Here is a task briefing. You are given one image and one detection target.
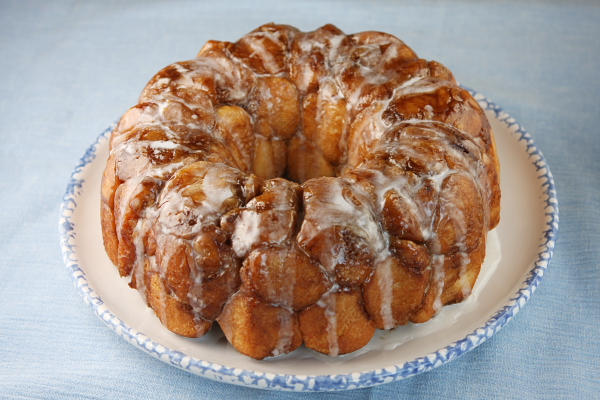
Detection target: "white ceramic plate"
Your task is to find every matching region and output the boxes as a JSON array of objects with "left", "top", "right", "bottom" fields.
[{"left": 59, "top": 91, "right": 558, "bottom": 391}]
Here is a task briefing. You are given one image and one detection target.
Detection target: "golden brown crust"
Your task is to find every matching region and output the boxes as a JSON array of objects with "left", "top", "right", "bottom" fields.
[
  {"left": 298, "top": 287, "right": 375, "bottom": 356},
  {"left": 218, "top": 291, "right": 303, "bottom": 360},
  {"left": 247, "top": 76, "right": 300, "bottom": 140},
  {"left": 240, "top": 244, "right": 330, "bottom": 311},
  {"left": 286, "top": 136, "right": 336, "bottom": 183},
  {"left": 301, "top": 80, "right": 349, "bottom": 165},
  {"left": 215, "top": 105, "right": 255, "bottom": 173},
  {"left": 363, "top": 250, "right": 430, "bottom": 329}
]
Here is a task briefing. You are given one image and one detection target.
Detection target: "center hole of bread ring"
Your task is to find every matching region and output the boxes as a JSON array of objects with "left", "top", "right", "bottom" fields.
[{"left": 219, "top": 75, "right": 345, "bottom": 184}]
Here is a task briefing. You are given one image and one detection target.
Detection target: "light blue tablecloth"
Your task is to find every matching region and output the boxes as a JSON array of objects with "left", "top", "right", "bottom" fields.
[{"left": 1, "top": 0, "right": 599, "bottom": 398}]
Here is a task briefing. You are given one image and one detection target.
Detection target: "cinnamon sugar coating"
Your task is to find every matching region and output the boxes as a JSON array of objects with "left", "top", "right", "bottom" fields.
[{"left": 100, "top": 23, "right": 500, "bottom": 359}]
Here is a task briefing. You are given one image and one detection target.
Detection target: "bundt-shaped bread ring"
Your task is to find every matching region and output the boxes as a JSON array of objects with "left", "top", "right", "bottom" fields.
[{"left": 101, "top": 23, "right": 500, "bottom": 359}]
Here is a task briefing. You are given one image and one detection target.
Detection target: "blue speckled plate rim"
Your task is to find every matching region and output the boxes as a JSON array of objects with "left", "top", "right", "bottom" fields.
[{"left": 58, "top": 90, "right": 559, "bottom": 392}]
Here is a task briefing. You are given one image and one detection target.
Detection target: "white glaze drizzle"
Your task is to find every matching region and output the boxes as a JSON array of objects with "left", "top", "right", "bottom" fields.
[
  {"left": 230, "top": 210, "right": 262, "bottom": 257},
  {"left": 132, "top": 217, "right": 148, "bottom": 303},
  {"left": 431, "top": 254, "right": 446, "bottom": 313},
  {"left": 272, "top": 308, "right": 295, "bottom": 357},
  {"left": 376, "top": 257, "right": 395, "bottom": 330},
  {"left": 316, "top": 289, "right": 340, "bottom": 357}
]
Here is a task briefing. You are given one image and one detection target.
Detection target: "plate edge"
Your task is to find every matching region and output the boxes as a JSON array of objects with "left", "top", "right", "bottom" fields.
[{"left": 58, "top": 92, "right": 559, "bottom": 392}]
